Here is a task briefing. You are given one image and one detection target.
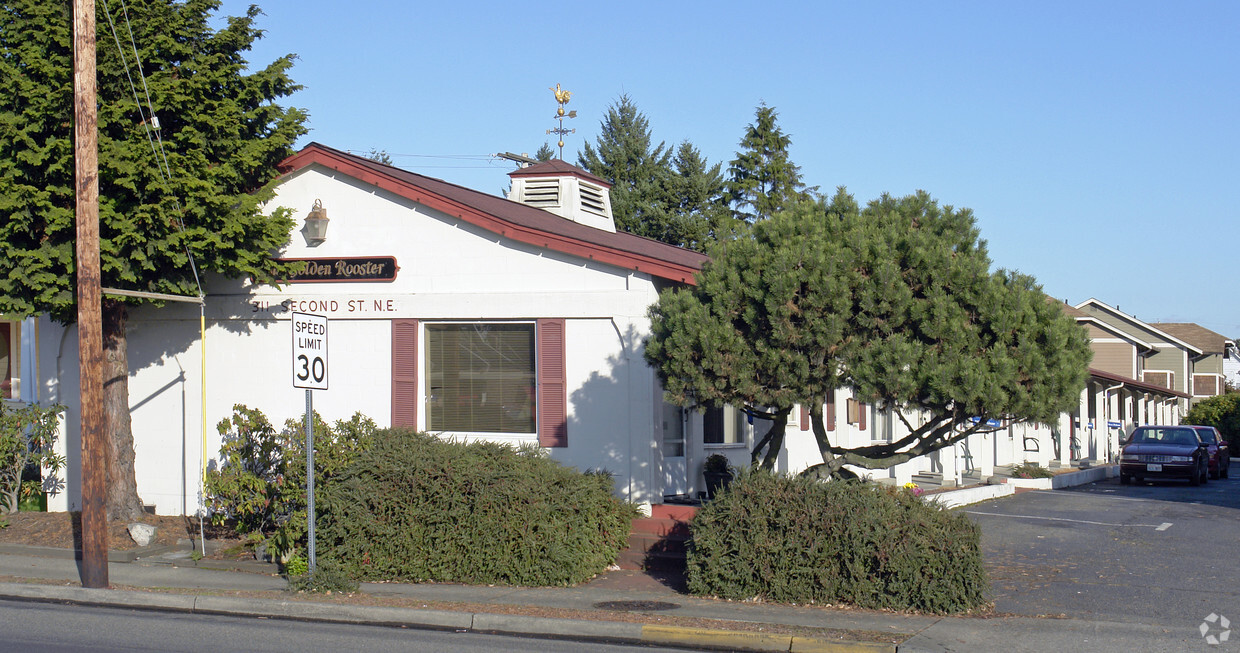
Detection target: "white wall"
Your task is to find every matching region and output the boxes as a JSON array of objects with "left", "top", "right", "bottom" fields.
[{"left": 37, "top": 165, "right": 672, "bottom": 514}]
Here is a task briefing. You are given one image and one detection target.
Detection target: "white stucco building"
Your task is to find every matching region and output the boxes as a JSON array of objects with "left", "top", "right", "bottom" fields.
[
  {"left": 34, "top": 144, "right": 706, "bottom": 514},
  {"left": 16, "top": 144, "right": 1194, "bottom": 516}
]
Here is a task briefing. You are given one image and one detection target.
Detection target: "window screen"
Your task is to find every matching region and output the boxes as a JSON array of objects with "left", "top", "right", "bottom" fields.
[{"left": 425, "top": 323, "right": 536, "bottom": 433}]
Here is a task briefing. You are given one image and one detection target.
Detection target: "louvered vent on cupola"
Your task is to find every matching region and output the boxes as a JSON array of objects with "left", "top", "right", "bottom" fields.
[{"left": 507, "top": 160, "right": 616, "bottom": 232}]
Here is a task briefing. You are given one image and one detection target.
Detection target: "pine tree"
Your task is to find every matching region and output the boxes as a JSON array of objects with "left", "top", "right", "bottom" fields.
[
  {"left": 534, "top": 142, "right": 555, "bottom": 162},
  {"left": 0, "top": 0, "right": 306, "bottom": 518},
  {"left": 647, "top": 190, "right": 1091, "bottom": 475},
  {"left": 726, "top": 104, "right": 814, "bottom": 224}
]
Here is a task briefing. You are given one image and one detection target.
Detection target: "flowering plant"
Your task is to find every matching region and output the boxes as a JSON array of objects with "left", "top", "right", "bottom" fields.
[{"left": 903, "top": 482, "right": 924, "bottom": 497}]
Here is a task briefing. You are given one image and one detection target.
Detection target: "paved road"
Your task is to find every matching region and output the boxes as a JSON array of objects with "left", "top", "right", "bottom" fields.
[
  {"left": 967, "top": 471, "right": 1239, "bottom": 637},
  {"left": 0, "top": 598, "right": 699, "bottom": 653}
]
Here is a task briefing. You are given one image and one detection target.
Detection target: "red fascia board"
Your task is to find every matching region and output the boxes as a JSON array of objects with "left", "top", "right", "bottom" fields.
[{"left": 278, "top": 147, "right": 700, "bottom": 285}]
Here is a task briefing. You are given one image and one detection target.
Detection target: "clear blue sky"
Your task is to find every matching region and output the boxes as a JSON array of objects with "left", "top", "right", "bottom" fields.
[{"left": 215, "top": 1, "right": 1238, "bottom": 337}]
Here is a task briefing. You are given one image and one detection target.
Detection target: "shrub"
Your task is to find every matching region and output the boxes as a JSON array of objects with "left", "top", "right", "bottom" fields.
[
  {"left": 1012, "top": 462, "right": 1055, "bottom": 479},
  {"left": 1185, "top": 393, "right": 1240, "bottom": 453},
  {"left": 686, "top": 469, "right": 988, "bottom": 614},
  {"left": 204, "top": 405, "right": 378, "bottom": 557},
  {"left": 316, "top": 429, "right": 635, "bottom": 586},
  {"left": 0, "top": 403, "right": 64, "bottom": 515},
  {"left": 286, "top": 558, "right": 359, "bottom": 594}
]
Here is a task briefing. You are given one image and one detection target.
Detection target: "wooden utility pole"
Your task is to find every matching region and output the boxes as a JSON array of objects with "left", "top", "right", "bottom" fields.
[{"left": 74, "top": 0, "right": 108, "bottom": 589}]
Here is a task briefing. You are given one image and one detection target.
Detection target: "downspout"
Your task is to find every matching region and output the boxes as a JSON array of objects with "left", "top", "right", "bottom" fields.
[{"left": 609, "top": 317, "right": 634, "bottom": 505}]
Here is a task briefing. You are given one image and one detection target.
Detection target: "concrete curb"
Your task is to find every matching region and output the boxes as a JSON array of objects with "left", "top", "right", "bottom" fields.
[
  {"left": 931, "top": 483, "right": 1015, "bottom": 508},
  {"left": 0, "top": 581, "right": 894, "bottom": 652},
  {"left": 0, "top": 542, "right": 183, "bottom": 563},
  {"left": 641, "top": 625, "right": 897, "bottom": 652},
  {"left": 1005, "top": 464, "right": 1117, "bottom": 490}
]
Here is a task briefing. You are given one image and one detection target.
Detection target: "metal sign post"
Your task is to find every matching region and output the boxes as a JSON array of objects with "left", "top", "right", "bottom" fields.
[{"left": 292, "top": 312, "right": 328, "bottom": 575}]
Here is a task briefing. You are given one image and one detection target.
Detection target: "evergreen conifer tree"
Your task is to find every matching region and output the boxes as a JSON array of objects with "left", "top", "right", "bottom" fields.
[
  {"left": 579, "top": 96, "right": 726, "bottom": 252},
  {"left": 647, "top": 190, "right": 1091, "bottom": 475},
  {"left": 726, "top": 104, "right": 813, "bottom": 224},
  {"left": 0, "top": 0, "right": 306, "bottom": 518},
  {"left": 578, "top": 95, "right": 674, "bottom": 239}
]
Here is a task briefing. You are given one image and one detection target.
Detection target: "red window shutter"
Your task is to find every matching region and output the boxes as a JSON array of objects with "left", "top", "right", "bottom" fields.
[
  {"left": 858, "top": 403, "right": 867, "bottom": 431},
  {"left": 799, "top": 405, "right": 809, "bottom": 431},
  {"left": 391, "top": 319, "right": 419, "bottom": 428},
  {"left": 826, "top": 393, "right": 836, "bottom": 432},
  {"left": 537, "top": 318, "right": 567, "bottom": 447}
]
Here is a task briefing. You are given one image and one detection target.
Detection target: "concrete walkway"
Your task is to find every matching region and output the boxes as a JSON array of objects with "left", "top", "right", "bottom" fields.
[{"left": 0, "top": 465, "right": 1208, "bottom": 652}]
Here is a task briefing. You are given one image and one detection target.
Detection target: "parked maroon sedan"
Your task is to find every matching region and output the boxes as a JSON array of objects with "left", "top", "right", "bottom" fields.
[
  {"left": 1119, "top": 426, "right": 1209, "bottom": 486},
  {"left": 1189, "top": 425, "right": 1231, "bottom": 479}
]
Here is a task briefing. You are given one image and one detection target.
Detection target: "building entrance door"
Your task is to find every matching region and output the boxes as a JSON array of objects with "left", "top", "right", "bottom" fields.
[{"left": 662, "top": 403, "right": 687, "bottom": 497}]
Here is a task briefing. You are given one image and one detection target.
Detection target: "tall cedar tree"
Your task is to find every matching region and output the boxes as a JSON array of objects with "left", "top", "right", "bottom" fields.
[
  {"left": 0, "top": 1, "right": 307, "bottom": 518},
  {"left": 646, "top": 190, "right": 1092, "bottom": 475},
  {"left": 726, "top": 105, "right": 813, "bottom": 224},
  {"left": 578, "top": 96, "right": 726, "bottom": 252}
]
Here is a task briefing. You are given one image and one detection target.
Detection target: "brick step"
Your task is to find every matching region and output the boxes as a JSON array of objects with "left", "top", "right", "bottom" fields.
[
  {"left": 616, "top": 548, "right": 687, "bottom": 572},
  {"left": 627, "top": 532, "right": 688, "bottom": 554},
  {"left": 651, "top": 503, "right": 699, "bottom": 521},
  {"left": 616, "top": 508, "right": 695, "bottom": 572},
  {"left": 629, "top": 517, "right": 691, "bottom": 537}
]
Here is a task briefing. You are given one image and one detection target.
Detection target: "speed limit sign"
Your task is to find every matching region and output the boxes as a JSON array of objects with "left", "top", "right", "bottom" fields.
[{"left": 291, "top": 312, "right": 328, "bottom": 390}]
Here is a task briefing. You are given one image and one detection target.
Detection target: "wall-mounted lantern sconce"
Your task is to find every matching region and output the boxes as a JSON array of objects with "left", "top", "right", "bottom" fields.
[{"left": 301, "top": 199, "right": 329, "bottom": 247}]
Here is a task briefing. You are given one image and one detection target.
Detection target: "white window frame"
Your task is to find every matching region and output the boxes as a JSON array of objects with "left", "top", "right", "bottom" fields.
[{"left": 423, "top": 321, "right": 538, "bottom": 437}]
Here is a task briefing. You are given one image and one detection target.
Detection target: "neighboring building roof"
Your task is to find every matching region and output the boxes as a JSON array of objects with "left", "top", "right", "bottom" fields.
[
  {"left": 1073, "top": 298, "right": 1203, "bottom": 356},
  {"left": 1149, "top": 323, "right": 1234, "bottom": 356},
  {"left": 1089, "top": 368, "right": 1191, "bottom": 399},
  {"left": 1048, "top": 297, "right": 1154, "bottom": 350},
  {"left": 1055, "top": 299, "right": 1091, "bottom": 319},
  {"left": 277, "top": 143, "right": 707, "bottom": 284}
]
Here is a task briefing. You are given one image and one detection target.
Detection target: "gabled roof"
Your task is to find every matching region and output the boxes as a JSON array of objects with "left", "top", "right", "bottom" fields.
[
  {"left": 277, "top": 143, "right": 706, "bottom": 284},
  {"left": 1073, "top": 298, "right": 1202, "bottom": 356},
  {"left": 1048, "top": 298, "right": 1154, "bottom": 351},
  {"left": 1150, "top": 323, "right": 1234, "bottom": 355}
]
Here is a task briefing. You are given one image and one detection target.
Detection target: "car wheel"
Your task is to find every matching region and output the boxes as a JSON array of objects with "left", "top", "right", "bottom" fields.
[
  {"left": 1190, "top": 464, "right": 1201, "bottom": 486},
  {"left": 1120, "top": 473, "right": 1131, "bottom": 485},
  {"left": 1135, "top": 476, "right": 1144, "bottom": 484},
  {"left": 1202, "top": 461, "right": 1210, "bottom": 484}
]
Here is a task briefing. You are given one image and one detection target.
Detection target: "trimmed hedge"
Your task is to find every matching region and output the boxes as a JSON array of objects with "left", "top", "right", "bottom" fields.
[
  {"left": 687, "top": 469, "right": 988, "bottom": 614},
  {"left": 317, "top": 429, "right": 635, "bottom": 586}
]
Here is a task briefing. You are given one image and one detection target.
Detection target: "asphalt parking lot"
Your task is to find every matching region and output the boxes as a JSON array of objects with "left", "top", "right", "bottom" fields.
[{"left": 967, "top": 466, "right": 1239, "bottom": 633}]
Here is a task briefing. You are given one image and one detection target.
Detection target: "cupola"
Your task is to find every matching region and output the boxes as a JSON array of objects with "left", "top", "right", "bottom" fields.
[{"left": 507, "top": 160, "right": 616, "bottom": 233}]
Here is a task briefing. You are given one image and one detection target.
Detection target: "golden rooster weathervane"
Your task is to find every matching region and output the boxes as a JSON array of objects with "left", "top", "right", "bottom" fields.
[{"left": 547, "top": 83, "right": 577, "bottom": 159}]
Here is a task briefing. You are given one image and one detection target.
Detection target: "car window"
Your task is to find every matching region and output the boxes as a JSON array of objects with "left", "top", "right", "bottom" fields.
[
  {"left": 1192, "top": 428, "right": 1216, "bottom": 444},
  {"left": 1129, "top": 428, "right": 1199, "bottom": 445},
  {"left": 1171, "top": 430, "right": 1200, "bottom": 446}
]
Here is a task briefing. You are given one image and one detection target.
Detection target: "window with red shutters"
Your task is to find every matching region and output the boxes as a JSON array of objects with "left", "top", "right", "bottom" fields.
[{"left": 392, "top": 318, "right": 566, "bottom": 444}]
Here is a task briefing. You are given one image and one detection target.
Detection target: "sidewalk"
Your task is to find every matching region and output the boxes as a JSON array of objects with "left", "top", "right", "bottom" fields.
[{"left": 0, "top": 466, "right": 1204, "bottom": 652}]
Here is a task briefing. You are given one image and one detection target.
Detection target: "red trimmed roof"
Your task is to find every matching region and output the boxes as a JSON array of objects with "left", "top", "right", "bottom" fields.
[{"left": 277, "top": 144, "right": 705, "bottom": 284}]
